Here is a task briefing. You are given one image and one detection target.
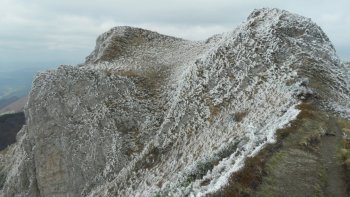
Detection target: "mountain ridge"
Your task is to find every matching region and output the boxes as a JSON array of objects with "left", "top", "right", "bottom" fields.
[{"left": 1, "top": 8, "right": 349, "bottom": 196}]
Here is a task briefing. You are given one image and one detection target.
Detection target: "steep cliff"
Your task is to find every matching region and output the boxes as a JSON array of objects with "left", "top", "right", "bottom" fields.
[{"left": 1, "top": 8, "right": 349, "bottom": 196}]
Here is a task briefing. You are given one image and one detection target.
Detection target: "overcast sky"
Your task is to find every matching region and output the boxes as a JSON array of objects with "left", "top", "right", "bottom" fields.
[{"left": 1, "top": 0, "right": 350, "bottom": 71}]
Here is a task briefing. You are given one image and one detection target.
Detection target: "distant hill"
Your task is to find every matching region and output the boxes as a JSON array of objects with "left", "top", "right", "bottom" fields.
[
  {"left": 0, "top": 68, "right": 37, "bottom": 100},
  {"left": 0, "top": 112, "right": 25, "bottom": 151},
  {"left": 0, "top": 96, "right": 28, "bottom": 115},
  {"left": 0, "top": 96, "right": 19, "bottom": 109}
]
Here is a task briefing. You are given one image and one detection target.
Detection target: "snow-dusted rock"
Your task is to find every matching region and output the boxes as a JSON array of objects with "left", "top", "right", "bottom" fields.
[{"left": 1, "top": 8, "right": 349, "bottom": 196}]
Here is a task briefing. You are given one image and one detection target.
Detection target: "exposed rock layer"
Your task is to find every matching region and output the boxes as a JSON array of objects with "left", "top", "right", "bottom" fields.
[{"left": 1, "top": 8, "right": 350, "bottom": 196}]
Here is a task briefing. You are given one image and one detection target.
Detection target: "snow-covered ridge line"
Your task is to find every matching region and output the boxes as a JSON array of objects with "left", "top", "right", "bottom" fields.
[
  {"left": 194, "top": 104, "right": 300, "bottom": 196},
  {"left": 1, "top": 8, "right": 349, "bottom": 197}
]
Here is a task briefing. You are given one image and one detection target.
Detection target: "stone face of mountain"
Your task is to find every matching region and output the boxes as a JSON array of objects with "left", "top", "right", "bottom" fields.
[{"left": 1, "top": 8, "right": 350, "bottom": 196}]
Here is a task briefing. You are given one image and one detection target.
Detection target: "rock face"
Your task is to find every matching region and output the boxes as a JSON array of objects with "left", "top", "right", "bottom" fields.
[{"left": 1, "top": 8, "right": 350, "bottom": 196}]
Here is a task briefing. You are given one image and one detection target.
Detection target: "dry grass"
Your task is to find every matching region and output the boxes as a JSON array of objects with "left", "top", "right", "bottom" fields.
[
  {"left": 208, "top": 104, "right": 221, "bottom": 123},
  {"left": 337, "top": 118, "right": 350, "bottom": 193},
  {"left": 105, "top": 69, "right": 140, "bottom": 78},
  {"left": 210, "top": 102, "right": 332, "bottom": 196},
  {"left": 234, "top": 111, "right": 248, "bottom": 122},
  {"left": 213, "top": 141, "right": 283, "bottom": 197},
  {"left": 105, "top": 68, "right": 166, "bottom": 99}
]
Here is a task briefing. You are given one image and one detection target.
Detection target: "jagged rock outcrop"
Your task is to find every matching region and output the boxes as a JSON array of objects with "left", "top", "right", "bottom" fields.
[{"left": 1, "top": 8, "right": 349, "bottom": 196}]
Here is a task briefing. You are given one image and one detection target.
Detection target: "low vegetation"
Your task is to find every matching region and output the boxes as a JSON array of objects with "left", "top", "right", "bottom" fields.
[
  {"left": 0, "top": 112, "right": 25, "bottom": 151},
  {"left": 0, "top": 170, "right": 5, "bottom": 190},
  {"left": 212, "top": 102, "right": 350, "bottom": 196},
  {"left": 0, "top": 148, "right": 9, "bottom": 190},
  {"left": 337, "top": 119, "right": 350, "bottom": 193}
]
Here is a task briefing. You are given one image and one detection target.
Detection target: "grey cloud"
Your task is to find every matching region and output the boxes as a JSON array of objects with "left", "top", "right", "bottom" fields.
[{"left": 0, "top": 0, "right": 349, "bottom": 71}]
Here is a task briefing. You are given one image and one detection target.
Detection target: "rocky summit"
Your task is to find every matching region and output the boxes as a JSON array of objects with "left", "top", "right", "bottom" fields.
[{"left": 1, "top": 8, "right": 350, "bottom": 196}]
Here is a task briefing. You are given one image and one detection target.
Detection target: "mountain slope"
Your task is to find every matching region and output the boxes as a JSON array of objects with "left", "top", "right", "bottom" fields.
[
  {"left": 0, "top": 112, "right": 25, "bottom": 151},
  {"left": 0, "top": 96, "right": 28, "bottom": 115},
  {"left": 1, "top": 8, "right": 350, "bottom": 196}
]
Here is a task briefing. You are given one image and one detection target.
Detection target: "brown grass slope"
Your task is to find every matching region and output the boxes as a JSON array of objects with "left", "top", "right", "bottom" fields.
[{"left": 210, "top": 101, "right": 350, "bottom": 197}]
